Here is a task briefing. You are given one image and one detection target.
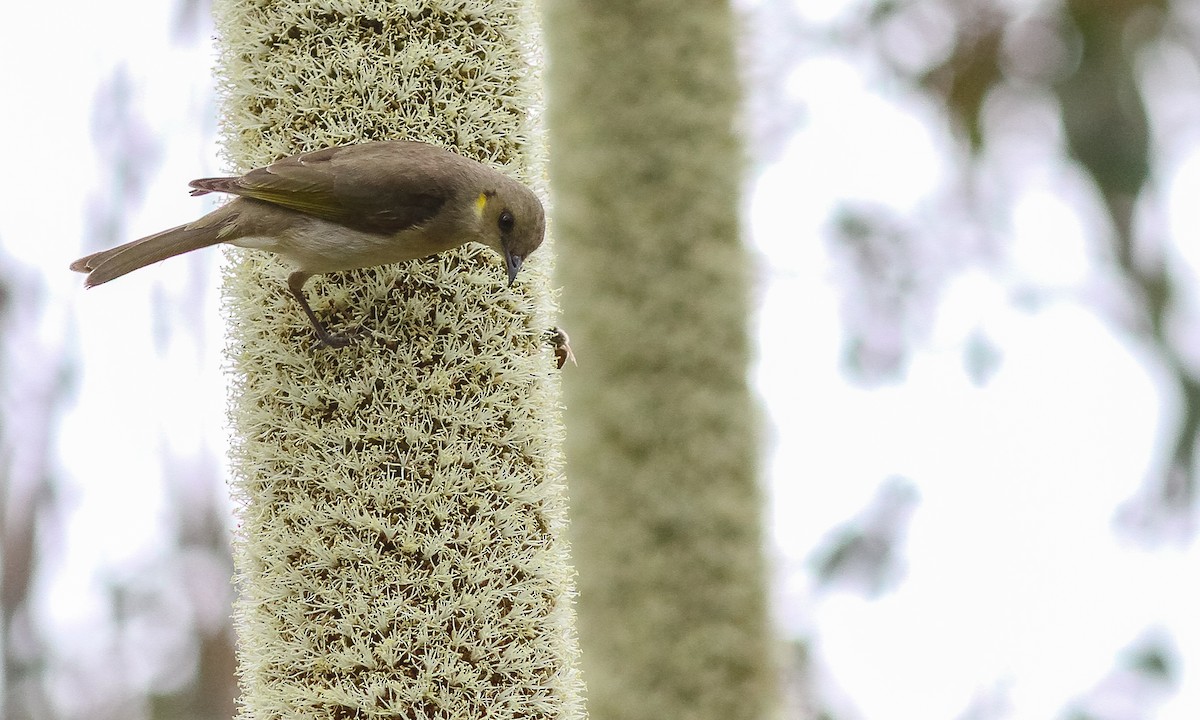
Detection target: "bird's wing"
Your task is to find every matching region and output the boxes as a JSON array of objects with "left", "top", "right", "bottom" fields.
[{"left": 188, "top": 143, "right": 452, "bottom": 235}]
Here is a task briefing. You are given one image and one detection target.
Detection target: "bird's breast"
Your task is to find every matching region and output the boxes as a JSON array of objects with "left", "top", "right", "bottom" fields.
[{"left": 229, "top": 217, "right": 468, "bottom": 275}]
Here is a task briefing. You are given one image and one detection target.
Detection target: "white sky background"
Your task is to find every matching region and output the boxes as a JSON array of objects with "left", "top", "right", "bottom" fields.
[
  {"left": 0, "top": 0, "right": 229, "bottom": 705},
  {"left": 0, "top": 0, "right": 1198, "bottom": 718},
  {"left": 749, "top": 1, "right": 1200, "bottom": 719}
]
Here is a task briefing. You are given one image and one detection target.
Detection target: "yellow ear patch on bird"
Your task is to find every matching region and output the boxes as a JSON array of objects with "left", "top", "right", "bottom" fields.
[{"left": 475, "top": 192, "right": 489, "bottom": 217}]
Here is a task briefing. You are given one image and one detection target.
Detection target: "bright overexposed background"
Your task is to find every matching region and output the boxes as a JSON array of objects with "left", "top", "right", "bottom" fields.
[{"left": 1, "top": 0, "right": 1197, "bottom": 718}]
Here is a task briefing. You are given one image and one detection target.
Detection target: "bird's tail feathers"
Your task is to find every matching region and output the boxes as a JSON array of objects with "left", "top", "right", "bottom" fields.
[
  {"left": 70, "top": 220, "right": 229, "bottom": 287},
  {"left": 188, "top": 177, "right": 239, "bottom": 196}
]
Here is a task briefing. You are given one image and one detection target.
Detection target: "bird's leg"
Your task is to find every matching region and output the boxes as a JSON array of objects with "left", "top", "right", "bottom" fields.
[{"left": 287, "top": 271, "right": 355, "bottom": 348}]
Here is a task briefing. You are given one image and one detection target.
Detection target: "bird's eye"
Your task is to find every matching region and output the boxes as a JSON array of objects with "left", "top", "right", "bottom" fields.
[{"left": 498, "top": 210, "right": 515, "bottom": 234}]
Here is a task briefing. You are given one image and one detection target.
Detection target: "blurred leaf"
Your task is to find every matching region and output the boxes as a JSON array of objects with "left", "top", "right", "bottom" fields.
[
  {"left": 827, "top": 204, "right": 923, "bottom": 383},
  {"left": 1060, "top": 628, "right": 1178, "bottom": 720},
  {"left": 916, "top": 1, "right": 1006, "bottom": 151},
  {"left": 84, "top": 65, "right": 163, "bottom": 255},
  {"left": 809, "top": 477, "right": 920, "bottom": 597}
]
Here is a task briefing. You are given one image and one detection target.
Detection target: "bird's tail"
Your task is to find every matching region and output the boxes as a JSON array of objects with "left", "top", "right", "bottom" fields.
[{"left": 70, "top": 216, "right": 231, "bottom": 287}]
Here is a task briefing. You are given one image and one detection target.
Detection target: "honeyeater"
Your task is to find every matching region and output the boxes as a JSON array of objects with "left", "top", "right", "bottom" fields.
[{"left": 71, "top": 140, "right": 545, "bottom": 347}]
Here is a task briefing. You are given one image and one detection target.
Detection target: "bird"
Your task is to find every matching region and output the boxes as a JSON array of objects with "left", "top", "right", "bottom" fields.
[{"left": 71, "top": 140, "right": 546, "bottom": 347}]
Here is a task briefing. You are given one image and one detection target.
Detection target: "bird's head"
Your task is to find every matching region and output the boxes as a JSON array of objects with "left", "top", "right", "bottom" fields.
[{"left": 475, "top": 178, "right": 545, "bottom": 286}]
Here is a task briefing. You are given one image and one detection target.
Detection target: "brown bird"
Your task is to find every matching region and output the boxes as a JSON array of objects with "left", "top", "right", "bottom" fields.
[{"left": 71, "top": 140, "right": 546, "bottom": 346}]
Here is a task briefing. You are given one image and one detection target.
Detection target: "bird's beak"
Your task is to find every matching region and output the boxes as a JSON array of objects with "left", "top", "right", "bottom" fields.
[{"left": 505, "top": 251, "right": 524, "bottom": 287}]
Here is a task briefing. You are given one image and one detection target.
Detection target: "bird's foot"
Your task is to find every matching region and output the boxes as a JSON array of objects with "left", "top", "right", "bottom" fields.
[{"left": 312, "top": 323, "right": 373, "bottom": 350}]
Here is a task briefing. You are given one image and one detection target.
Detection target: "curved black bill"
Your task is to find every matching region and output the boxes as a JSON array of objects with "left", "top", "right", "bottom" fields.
[{"left": 506, "top": 251, "right": 524, "bottom": 287}]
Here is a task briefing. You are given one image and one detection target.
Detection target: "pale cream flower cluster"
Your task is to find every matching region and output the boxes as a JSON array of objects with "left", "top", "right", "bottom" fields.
[{"left": 211, "top": 1, "right": 583, "bottom": 717}]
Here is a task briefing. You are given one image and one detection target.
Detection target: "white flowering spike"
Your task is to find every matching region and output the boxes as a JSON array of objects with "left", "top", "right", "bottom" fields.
[
  {"left": 544, "top": 1, "right": 775, "bottom": 719},
  {"left": 212, "top": 1, "right": 584, "bottom": 718}
]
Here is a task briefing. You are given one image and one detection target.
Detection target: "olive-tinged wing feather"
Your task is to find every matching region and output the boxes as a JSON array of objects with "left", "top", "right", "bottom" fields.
[{"left": 188, "top": 143, "right": 451, "bottom": 235}]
